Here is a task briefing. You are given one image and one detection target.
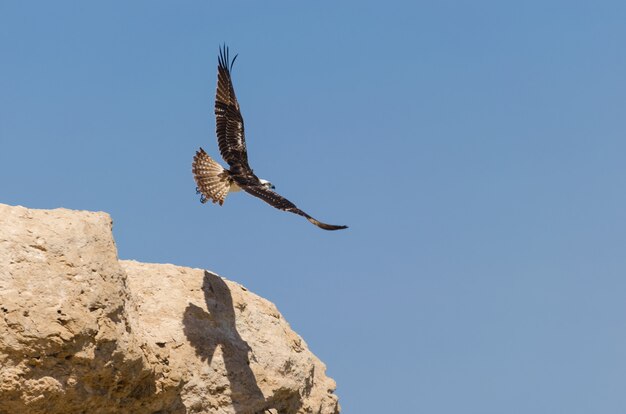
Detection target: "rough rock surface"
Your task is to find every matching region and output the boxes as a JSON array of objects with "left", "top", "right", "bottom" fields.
[{"left": 0, "top": 203, "right": 339, "bottom": 414}]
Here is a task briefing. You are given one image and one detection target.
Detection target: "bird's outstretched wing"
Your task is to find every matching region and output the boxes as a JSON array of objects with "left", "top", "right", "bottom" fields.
[
  {"left": 236, "top": 177, "right": 348, "bottom": 231},
  {"left": 215, "top": 45, "right": 249, "bottom": 169}
]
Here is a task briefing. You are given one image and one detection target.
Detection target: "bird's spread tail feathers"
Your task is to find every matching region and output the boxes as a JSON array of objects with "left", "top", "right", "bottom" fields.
[{"left": 192, "top": 148, "right": 232, "bottom": 205}]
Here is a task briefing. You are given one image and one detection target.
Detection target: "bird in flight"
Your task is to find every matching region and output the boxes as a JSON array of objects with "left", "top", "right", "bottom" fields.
[{"left": 192, "top": 46, "right": 348, "bottom": 231}]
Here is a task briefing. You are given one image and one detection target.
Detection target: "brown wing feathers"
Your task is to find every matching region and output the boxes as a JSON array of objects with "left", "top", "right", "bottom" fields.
[
  {"left": 238, "top": 182, "right": 348, "bottom": 231},
  {"left": 215, "top": 46, "right": 249, "bottom": 168}
]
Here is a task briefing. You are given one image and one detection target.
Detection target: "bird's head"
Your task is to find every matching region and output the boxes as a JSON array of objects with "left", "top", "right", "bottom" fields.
[{"left": 259, "top": 178, "right": 275, "bottom": 190}]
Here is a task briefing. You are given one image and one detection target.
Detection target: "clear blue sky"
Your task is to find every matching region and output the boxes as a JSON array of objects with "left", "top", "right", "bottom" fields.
[{"left": 2, "top": 1, "right": 626, "bottom": 412}]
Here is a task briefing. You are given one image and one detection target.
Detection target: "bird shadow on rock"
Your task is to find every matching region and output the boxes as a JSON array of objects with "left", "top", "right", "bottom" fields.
[{"left": 183, "top": 271, "right": 272, "bottom": 414}]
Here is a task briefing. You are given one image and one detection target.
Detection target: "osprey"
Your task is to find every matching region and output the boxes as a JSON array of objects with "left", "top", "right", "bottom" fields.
[{"left": 192, "top": 46, "right": 348, "bottom": 231}]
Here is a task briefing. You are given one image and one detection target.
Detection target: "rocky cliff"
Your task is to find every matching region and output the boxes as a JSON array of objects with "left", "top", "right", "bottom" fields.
[{"left": 0, "top": 203, "right": 339, "bottom": 414}]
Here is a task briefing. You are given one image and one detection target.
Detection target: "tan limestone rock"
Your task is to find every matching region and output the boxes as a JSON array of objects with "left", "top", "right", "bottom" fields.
[
  {"left": 122, "top": 261, "right": 339, "bottom": 414},
  {"left": 0, "top": 203, "right": 339, "bottom": 414}
]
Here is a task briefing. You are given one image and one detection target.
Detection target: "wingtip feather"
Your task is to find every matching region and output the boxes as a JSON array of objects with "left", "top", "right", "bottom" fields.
[
  {"left": 306, "top": 217, "right": 349, "bottom": 231},
  {"left": 218, "top": 44, "right": 237, "bottom": 73}
]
